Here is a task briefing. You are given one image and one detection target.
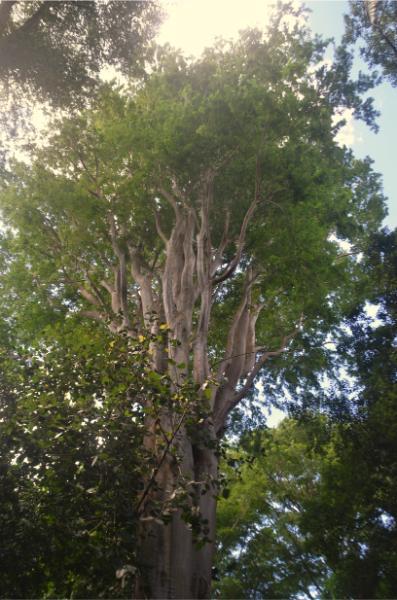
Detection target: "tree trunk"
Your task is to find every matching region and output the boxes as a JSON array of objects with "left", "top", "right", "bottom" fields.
[
  {"left": 191, "top": 444, "right": 218, "bottom": 599},
  {"left": 135, "top": 430, "right": 219, "bottom": 599},
  {"left": 70, "top": 161, "right": 285, "bottom": 598}
]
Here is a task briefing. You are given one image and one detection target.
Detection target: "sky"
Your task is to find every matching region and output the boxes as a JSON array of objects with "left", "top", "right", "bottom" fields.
[
  {"left": 158, "top": 0, "right": 396, "bottom": 229},
  {"left": 309, "top": 1, "right": 396, "bottom": 229}
]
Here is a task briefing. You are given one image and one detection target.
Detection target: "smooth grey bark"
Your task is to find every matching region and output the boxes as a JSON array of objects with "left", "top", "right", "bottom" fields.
[
  {"left": 135, "top": 430, "right": 217, "bottom": 599},
  {"left": 72, "top": 164, "right": 301, "bottom": 598}
]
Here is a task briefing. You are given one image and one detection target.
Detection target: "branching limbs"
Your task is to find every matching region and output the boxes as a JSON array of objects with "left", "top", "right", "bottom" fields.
[
  {"left": 213, "top": 314, "right": 303, "bottom": 433},
  {"left": 212, "top": 197, "right": 258, "bottom": 285},
  {"left": 232, "top": 315, "right": 303, "bottom": 406},
  {"left": 212, "top": 158, "right": 263, "bottom": 286},
  {"left": 102, "top": 213, "right": 131, "bottom": 329},
  {"left": 210, "top": 210, "right": 231, "bottom": 277}
]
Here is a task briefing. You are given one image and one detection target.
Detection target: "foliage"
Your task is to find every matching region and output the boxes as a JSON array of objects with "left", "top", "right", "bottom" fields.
[
  {"left": 215, "top": 419, "right": 330, "bottom": 599},
  {"left": 0, "top": 8, "right": 390, "bottom": 596},
  {"left": 216, "top": 230, "right": 397, "bottom": 599},
  {"left": 0, "top": 22, "right": 386, "bottom": 404},
  {"left": 0, "top": 320, "right": 149, "bottom": 598},
  {"left": 216, "top": 411, "right": 397, "bottom": 599},
  {"left": 0, "top": 0, "right": 161, "bottom": 164},
  {"left": 0, "top": 313, "right": 218, "bottom": 597},
  {"left": 0, "top": 1, "right": 161, "bottom": 107},
  {"left": 317, "top": 229, "right": 397, "bottom": 598},
  {"left": 344, "top": 0, "right": 397, "bottom": 87}
]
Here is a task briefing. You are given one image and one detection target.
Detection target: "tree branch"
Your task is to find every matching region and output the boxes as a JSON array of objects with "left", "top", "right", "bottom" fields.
[
  {"left": 231, "top": 316, "right": 303, "bottom": 406},
  {"left": 157, "top": 186, "right": 180, "bottom": 218},
  {"left": 211, "top": 210, "right": 231, "bottom": 277},
  {"left": 212, "top": 199, "right": 258, "bottom": 285},
  {"left": 106, "top": 214, "right": 131, "bottom": 328},
  {"left": 154, "top": 209, "right": 168, "bottom": 245},
  {"left": 79, "top": 310, "right": 106, "bottom": 322},
  {"left": 212, "top": 158, "right": 262, "bottom": 285},
  {"left": 214, "top": 315, "right": 303, "bottom": 432},
  {"left": 215, "top": 268, "right": 259, "bottom": 382}
]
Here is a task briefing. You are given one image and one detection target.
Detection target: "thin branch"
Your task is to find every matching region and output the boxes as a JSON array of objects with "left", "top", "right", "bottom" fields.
[
  {"left": 150, "top": 247, "right": 162, "bottom": 271},
  {"left": 211, "top": 210, "right": 231, "bottom": 277},
  {"left": 136, "top": 406, "right": 189, "bottom": 514},
  {"left": 78, "top": 286, "right": 102, "bottom": 307},
  {"left": 212, "top": 197, "right": 258, "bottom": 285},
  {"left": 77, "top": 151, "right": 97, "bottom": 185},
  {"left": 212, "top": 158, "right": 262, "bottom": 285},
  {"left": 335, "top": 250, "right": 362, "bottom": 260},
  {"left": 154, "top": 209, "right": 168, "bottom": 245},
  {"left": 212, "top": 347, "right": 264, "bottom": 370},
  {"left": 157, "top": 187, "right": 180, "bottom": 218},
  {"left": 212, "top": 336, "right": 339, "bottom": 369},
  {"left": 100, "top": 279, "right": 114, "bottom": 295},
  {"left": 79, "top": 310, "right": 106, "bottom": 322},
  {"left": 171, "top": 177, "right": 189, "bottom": 209}
]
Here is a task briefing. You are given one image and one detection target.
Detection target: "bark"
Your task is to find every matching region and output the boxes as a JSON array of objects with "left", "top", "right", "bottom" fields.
[
  {"left": 67, "top": 160, "right": 300, "bottom": 598},
  {"left": 135, "top": 426, "right": 218, "bottom": 600}
]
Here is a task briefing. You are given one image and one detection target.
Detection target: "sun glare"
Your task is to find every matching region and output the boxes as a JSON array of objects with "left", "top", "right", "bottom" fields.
[{"left": 158, "top": 0, "right": 272, "bottom": 57}]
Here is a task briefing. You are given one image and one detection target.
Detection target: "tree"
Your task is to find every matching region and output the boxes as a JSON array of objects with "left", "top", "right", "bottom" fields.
[
  {"left": 313, "top": 229, "right": 397, "bottom": 598},
  {"left": 216, "top": 408, "right": 397, "bottom": 599},
  {"left": 0, "top": 9, "right": 386, "bottom": 597},
  {"left": 0, "top": 320, "right": 149, "bottom": 598},
  {"left": 0, "top": 1, "right": 161, "bottom": 106},
  {"left": 344, "top": 0, "right": 397, "bottom": 86},
  {"left": 215, "top": 419, "right": 330, "bottom": 599},
  {"left": 0, "top": 0, "right": 161, "bottom": 162},
  {"left": 216, "top": 230, "right": 397, "bottom": 599}
]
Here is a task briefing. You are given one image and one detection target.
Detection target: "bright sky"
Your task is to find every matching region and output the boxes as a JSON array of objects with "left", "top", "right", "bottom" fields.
[
  {"left": 158, "top": 0, "right": 272, "bottom": 55},
  {"left": 309, "top": 1, "right": 396, "bottom": 229},
  {"left": 158, "top": 0, "right": 396, "bottom": 230}
]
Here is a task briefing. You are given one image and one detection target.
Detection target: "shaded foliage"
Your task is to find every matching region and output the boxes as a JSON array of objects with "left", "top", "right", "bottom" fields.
[{"left": 0, "top": 321, "right": 148, "bottom": 598}]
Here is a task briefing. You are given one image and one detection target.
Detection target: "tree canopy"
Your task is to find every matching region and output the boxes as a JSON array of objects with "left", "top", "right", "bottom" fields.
[
  {"left": 216, "top": 229, "right": 397, "bottom": 599},
  {"left": 0, "top": 1, "right": 161, "bottom": 106},
  {"left": 0, "top": 7, "right": 391, "bottom": 597},
  {"left": 0, "top": 0, "right": 161, "bottom": 163}
]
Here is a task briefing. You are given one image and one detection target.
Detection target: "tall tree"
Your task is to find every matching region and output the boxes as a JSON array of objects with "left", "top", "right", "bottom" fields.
[{"left": 0, "top": 10, "right": 386, "bottom": 597}]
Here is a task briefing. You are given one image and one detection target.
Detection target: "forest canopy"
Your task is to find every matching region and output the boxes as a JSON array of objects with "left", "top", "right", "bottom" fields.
[{"left": 0, "top": 3, "right": 395, "bottom": 599}]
